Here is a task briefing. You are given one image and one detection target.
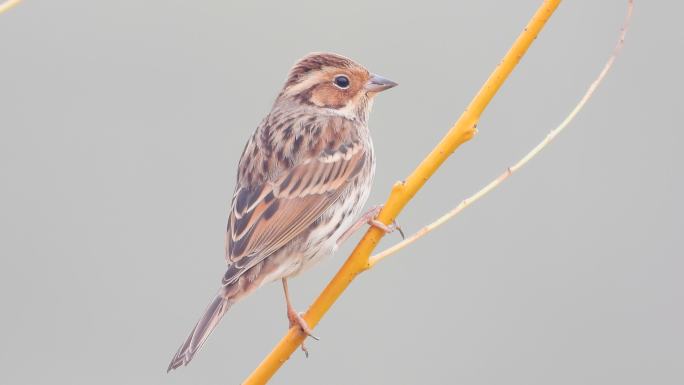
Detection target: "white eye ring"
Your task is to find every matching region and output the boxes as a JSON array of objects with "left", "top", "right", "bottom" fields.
[{"left": 333, "top": 74, "right": 350, "bottom": 89}]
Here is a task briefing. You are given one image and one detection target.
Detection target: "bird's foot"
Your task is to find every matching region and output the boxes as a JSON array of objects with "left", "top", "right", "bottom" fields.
[
  {"left": 368, "top": 218, "right": 405, "bottom": 239},
  {"left": 366, "top": 205, "right": 405, "bottom": 239},
  {"left": 336, "top": 205, "right": 404, "bottom": 246},
  {"left": 287, "top": 308, "right": 318, "bottom": 357}
]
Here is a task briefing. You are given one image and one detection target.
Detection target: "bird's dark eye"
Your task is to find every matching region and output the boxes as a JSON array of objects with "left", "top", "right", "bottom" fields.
[{"left": 333, "top": 75, "right": 350, "bottom": 89}]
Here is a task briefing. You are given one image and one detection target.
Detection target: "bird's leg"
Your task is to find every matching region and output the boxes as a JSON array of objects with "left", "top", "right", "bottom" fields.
[
  {"left": 336, "top": 205, "right": 405, "bottom": 246},
  {"left": 282, "top": 278, "right": 318, "bottom": 357}
]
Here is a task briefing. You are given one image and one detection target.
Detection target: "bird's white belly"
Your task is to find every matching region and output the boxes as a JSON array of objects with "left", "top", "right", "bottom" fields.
[{"left": 291, "top": 179, "right": 372, "bottom": 277}]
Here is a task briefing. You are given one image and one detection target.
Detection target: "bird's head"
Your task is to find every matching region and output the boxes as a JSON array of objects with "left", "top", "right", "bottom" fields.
[{"left": 277, "top": 52, "right": 397, "bottom": 121}]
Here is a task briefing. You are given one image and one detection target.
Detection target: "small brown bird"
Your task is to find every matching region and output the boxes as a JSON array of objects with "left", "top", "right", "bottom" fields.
[{"left": 168, "top": 52, "right": 397, "bottom": 371}]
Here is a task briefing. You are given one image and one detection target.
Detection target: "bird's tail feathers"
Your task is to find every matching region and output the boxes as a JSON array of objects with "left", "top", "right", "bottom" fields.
[{"left": 167, "top": 294, "right": 233, "bottom": 372}]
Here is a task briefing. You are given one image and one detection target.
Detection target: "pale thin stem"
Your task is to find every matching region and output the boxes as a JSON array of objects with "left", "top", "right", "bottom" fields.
[
  {"left": 368, "top": 0, "right": 634, "bottom": 268},
  {"left": 0, "top": 0, "right": 22, "bottom": 15}
]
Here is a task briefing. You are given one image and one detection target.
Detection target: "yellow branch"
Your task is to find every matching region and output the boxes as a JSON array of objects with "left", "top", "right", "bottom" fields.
[
  {"left": 369, "top": 0, "right": 633, "bottom": 268},
  {"left": 243, "top": 1, "right": 561, "bottom": 383},
  {"left": 0, "top": 0, "right": 22, "bottom": 15}
]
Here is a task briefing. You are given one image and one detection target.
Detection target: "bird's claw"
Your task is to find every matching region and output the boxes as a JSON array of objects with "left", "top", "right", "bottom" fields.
[
  {"left": 287, "top": 309, "right": 319, "bottom": 357},
  {"left": 369, "top": 218, "right": 405, "bottom": 240},
  {"left": 288, "top": 310, "right": 319, "bottom": 340}
]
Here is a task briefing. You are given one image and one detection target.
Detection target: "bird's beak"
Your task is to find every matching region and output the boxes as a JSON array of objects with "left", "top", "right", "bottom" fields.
[{"left": 365, "top": 74, "right": 398, "bottom": 93}]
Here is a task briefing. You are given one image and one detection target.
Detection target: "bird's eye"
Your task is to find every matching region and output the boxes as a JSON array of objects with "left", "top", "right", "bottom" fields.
[{"left": 333, "top": 75, "right": 350, "bottom": 89}]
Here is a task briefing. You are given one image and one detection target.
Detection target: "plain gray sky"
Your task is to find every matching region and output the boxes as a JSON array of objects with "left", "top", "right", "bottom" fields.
[{"left": 1, "top": 1, "right": 681, "bottom": 384}]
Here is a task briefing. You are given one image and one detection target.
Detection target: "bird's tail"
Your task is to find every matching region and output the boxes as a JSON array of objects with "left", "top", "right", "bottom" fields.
[{"left": 167, "top": 294, "right": 233, "bottom": 372}]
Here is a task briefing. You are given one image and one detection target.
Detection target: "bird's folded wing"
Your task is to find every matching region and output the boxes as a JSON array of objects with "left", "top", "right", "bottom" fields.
[{"left": 223, "top": 141, "right": 366, "bottom": 285}]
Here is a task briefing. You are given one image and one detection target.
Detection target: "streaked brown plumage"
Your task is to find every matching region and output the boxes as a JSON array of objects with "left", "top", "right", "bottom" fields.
[{"left": 168, "top": 52, "right": 397, "bottom": 371}]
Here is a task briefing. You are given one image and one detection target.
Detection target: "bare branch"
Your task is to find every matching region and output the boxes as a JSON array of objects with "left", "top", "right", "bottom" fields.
[{"left": 368, "top": 0, "right": 634, "bottom": 268}]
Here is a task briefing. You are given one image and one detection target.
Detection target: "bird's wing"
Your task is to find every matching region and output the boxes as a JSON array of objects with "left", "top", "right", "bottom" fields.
[{"left": 223, "top": 140, "right": 367, "bottom": 285}]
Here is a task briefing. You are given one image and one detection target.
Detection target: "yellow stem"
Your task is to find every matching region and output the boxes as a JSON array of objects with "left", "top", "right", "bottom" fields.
[
  {"left": 369, "top": 0, "right": 633, "bottom": 268},
  {"left": 243, "top": 1, "right": 561, "bottom": 383},
  {"left": 0, "top": 0, "right": 22, "bottom": 15}
]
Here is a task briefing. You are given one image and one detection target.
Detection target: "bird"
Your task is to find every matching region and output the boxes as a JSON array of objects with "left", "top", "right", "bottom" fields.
[{"left": 168, "top": 52, "right": 398, "bottom": 371}]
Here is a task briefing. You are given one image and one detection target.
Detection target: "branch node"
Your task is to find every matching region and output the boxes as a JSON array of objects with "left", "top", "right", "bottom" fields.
[{"left": 392, "top": 180, "right": 406, "bottom": 192}]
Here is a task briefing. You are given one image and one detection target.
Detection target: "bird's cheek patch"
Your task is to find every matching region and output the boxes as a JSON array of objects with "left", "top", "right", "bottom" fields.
[{"left": 310, "top": 87, "right": 347, "bottom": 109}]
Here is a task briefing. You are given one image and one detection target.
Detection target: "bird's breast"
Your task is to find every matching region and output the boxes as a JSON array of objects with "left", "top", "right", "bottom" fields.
[{"left": 291, "top": 150, "right": 375, "bottom": 276}]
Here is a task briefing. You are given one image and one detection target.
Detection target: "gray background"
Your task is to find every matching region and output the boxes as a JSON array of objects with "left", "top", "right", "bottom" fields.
[{"left": 0, "top": 1, "right": 681, "bottom": 384}]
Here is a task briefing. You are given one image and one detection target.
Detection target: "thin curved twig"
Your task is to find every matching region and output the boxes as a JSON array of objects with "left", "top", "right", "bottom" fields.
[
  {"left": 368, "top": 0, "right": 634, "bottom": 268},
  {"left": 0, "top": 0, "right": 22, "bottom": 15}
]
